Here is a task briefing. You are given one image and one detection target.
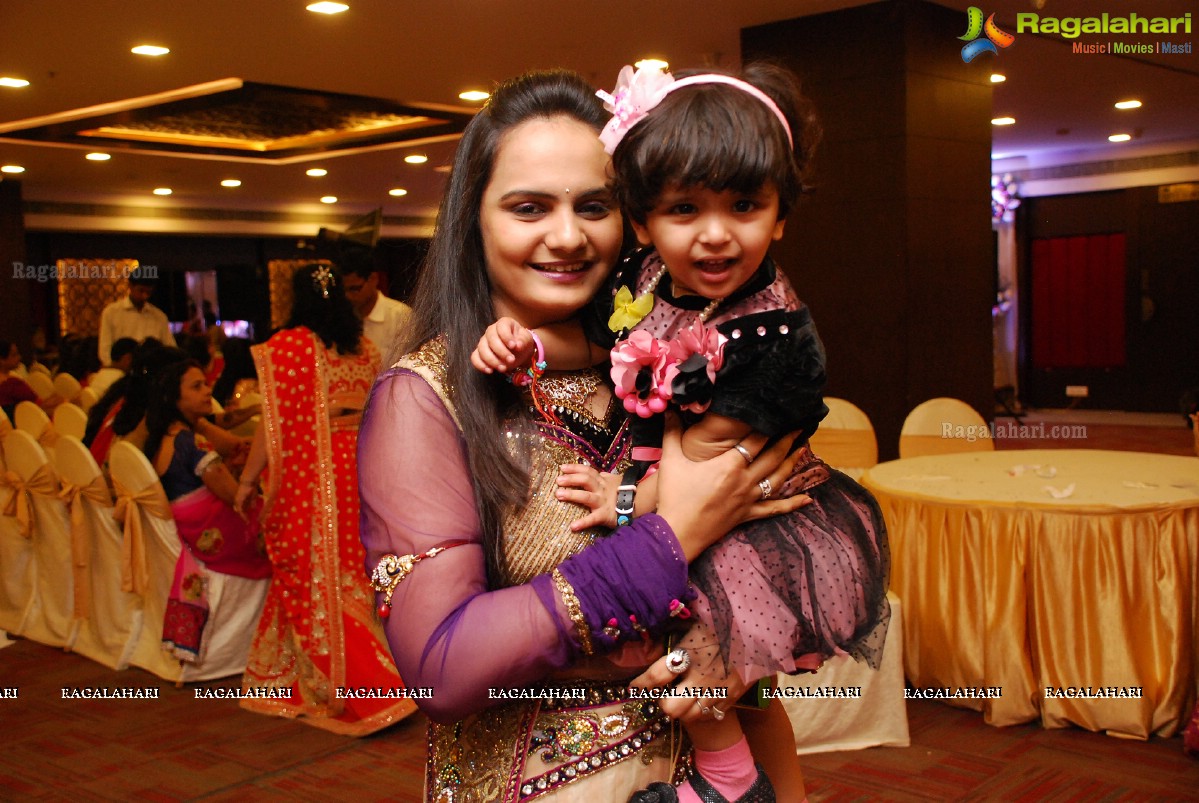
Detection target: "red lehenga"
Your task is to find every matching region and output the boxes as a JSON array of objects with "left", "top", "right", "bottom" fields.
[{"left": 240, "top": 327, "right": 417, "bottom": 735}]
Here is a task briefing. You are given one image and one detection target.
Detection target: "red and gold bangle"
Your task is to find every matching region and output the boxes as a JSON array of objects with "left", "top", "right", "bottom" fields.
[{"left": 552, "top": 568, "right": 594, "bottom": 656}]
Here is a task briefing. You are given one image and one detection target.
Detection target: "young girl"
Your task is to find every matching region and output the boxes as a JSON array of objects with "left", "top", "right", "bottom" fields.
[{"left": 474, "top": 62, "right": 889, "bottom": 803}]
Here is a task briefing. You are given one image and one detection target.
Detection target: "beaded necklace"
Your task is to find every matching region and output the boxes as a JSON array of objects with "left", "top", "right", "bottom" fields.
[{"left": 624, "top": 262, "right": 723, "bottom": 328}]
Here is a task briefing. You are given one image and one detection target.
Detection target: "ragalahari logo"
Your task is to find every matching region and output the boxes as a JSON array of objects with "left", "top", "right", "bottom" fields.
[{"left": 960, "top": 7, "right": 1016, "bottom": 62}]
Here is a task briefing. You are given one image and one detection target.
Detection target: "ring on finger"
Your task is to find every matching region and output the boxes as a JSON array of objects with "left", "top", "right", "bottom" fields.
[
  {"left": 665, "top": 648, "right": 691, "bottom": 675},
  {"left": 759, "top": 478, "right": 773, "bottom": 500},
  {"left": 711, "top": 705, "right": 726, "bottom": 721},
  {"left": 733, "top": 443, "right": 754, "bottom": 465},
  {"left": 696, "top": 700, "right": 712, "bottom": 716}
]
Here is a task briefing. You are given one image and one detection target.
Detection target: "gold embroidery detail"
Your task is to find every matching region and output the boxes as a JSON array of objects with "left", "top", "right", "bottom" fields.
[{"left": 552, "top": 569, "right": 593, "bottom": 656}]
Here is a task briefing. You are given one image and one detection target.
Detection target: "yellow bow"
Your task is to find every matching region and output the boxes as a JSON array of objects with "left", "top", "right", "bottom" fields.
[
  {"left": 59, "top": 475, "right": 114, "bottom": 620},
  {"left": 1, "top": 464, "right": 59, "bottom": 539},
  {"left": 111, "top": 478, "right": 172, "bottom": 597},
  {"left": 608, "top": 285, "right": 655, "bottom": 333}
]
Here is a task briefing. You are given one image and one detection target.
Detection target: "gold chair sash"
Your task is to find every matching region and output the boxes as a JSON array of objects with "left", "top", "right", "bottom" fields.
[
  {"left": 810, "top": 428, "right": 878, "bottom": 470},
  {"left": 37, "top": 422, "right": 60, "bottom": 449},
  {"left": 59, "top": 475, "right": 114, "bottom": 620},
  {"left": 111, "top": 478, "right": 172, "bottom": 597},
  {"left": 1, "top": 464, "right": 59, "bottom": 538}
]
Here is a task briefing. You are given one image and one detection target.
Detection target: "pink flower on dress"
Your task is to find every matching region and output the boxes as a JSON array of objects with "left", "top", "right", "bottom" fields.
[
  {"left": 663, "top": 321, "right": 727, "bottom": 414},
  {"left": 596, "top": 64, "right": 676, "bottom": 154},
  {"left": 611, "top": 330, "right": 672, "bottom": 418}
]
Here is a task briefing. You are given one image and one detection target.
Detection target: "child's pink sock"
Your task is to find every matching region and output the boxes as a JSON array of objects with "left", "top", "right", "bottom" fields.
[{"left": 677, "top": 736, "right": 760, "bottom": 803}]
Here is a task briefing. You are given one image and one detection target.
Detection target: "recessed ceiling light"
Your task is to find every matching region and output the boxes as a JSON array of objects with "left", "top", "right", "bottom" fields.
[
  {"left": 131, "top": 45, "right": 170, "bottom": 56},
  {"left": 404, "top": 154, "right": 428, "bottom": 164},
  {"left": 1108, "top": 133, "right": 1132, "bottom": 142},
  {"left": 1, "top": 165, "right": 26, "bottom": 174},
  {"left": 991, "top": 116, "right": 1016, "bottom": 126},
  {"left": 307, "top": 2, "right": 349, "bottom": 13},
  {"left": 320, "top": 195, "right": 338, "bottom": 204},
  {"left": 388, "top": 188, "right": 408, "bottom": 197},
  {"left": 153, "top": 187, "right": 172, "bottom": 195},
  {"left": 434, "top": 164, "right": 451, "bottom": 173},
  {"left": 459, "top": 90, "right": 490, "bottom": 102},
  {"left": 306, "top": 168, "right": 328, "bottom": 177},
  {"left": 635, "top": 58, "right": 670, "bottom": 71},
  {"left": 1114, "top": 100, "right": 1142, "bottom": 110},
  {"left": 0, "top": 77, "right": 30, "bottom": 88},
  {"left": 85, "top": 152, "right": 112, "bottom": 161},
  {"left": 990, "top": 74, "right": 1006, "bottom": 83},
  {"left": 221, "top": 179, "right": 242, "bottom": 187}
]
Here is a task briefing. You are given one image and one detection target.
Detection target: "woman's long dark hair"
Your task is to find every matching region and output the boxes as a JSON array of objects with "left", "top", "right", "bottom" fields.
[
  {"left": 402, "top": 69, "right": 609, "bottom": 565},
  {"left": 286, "top": 263, "right": 363, "bottom": 354},
  {"left": 84, "top": 342, "right": 188, "bottom": 445},
  {"left": 142, "top": 359, "right": 203, "bottom": 464}
]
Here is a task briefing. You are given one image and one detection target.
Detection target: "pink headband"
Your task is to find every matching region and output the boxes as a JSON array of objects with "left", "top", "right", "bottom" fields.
[{"left": 596, "top": 64, "right": 793, "bottom": 155}]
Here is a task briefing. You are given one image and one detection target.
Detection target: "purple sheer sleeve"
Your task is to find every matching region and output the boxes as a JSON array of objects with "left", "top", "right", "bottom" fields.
[{"left": 359, "top": 368, "right": 694, "bottom": 723}]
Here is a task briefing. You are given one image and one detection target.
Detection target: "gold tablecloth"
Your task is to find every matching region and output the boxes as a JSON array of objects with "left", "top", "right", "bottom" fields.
[{"left": 862, "top": 449, "right": 1199, "bottom": 738}]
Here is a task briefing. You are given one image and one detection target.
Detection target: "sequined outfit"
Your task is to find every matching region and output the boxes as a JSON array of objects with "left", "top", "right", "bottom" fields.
[
  {"left": 594, "top": 249, "right": 891, "bottom": 682},
  {"left": 239, "top": 327, "right": 418, "bottom": 735},
  {"left": 360, "top": 339, "right": 689, "bottom": 801}
]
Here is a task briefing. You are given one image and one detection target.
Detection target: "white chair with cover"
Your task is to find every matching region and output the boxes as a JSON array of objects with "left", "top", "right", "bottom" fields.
[
  {"left": 53, "top": 372, "right": 82, "bottom": 404},
  {"left": 55, "top": 436, "right": 140, "bottom": 670},
  {"left": 899, "top": 397, "right": 995, "bottom": 458},
  {"left": 0, "top": 430, "right": 37, "bottom": 637},
  {"left": 53, "top": 402, "right": 88, "bottom": 441},
  {"left": 781, "top": 591, "right": 910, "bottom": 753},
  {"left": 1, "top": 429, "right": 76, "bottom": 649},
  {"left": 108, "top": 441, "right": 269, "bottom": 682},
  {"left": 15, "top": 400, "right": 58, "bottom": 454},
  {"left": 0, "top": 406, "right": 12, "bottom": 442},
  {"left": 24, "top": 370, "right": 55, "bottom": 400},
  {"left": 809, "top": 397, "right": 878, "bottom": 480},
  {"left": 78, "top": 387, "right": 99, "bottom": 413}
]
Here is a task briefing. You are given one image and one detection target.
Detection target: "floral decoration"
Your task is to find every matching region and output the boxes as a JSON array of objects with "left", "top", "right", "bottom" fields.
[
  {"left": 596, "top": 64, "right": 676, "bottom": 154},
  {"left": 611, "top": 321, "right": 727, "bottom": 418},
  {"left": 608, "top": 285, "right": 655, "bottom": 333},
  {"left": 663, "top": 320, "right": 727, "bottom": 413}
]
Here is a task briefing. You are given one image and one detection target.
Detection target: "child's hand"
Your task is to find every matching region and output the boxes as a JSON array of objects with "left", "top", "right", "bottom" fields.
[
  {"left": 471, "top": 317, "right": 537, "bottom": 375},
  {"left": 556, "top": 464, "right": 621, "bottom": 531}
]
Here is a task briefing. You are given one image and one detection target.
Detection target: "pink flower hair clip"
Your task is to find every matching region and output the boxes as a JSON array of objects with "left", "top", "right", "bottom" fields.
[
  {"left": 596, "top": 63, "right": 795, "bottom": 155},
  {"left": 595, "top": 64, "right": 675, "bottom": 154}
]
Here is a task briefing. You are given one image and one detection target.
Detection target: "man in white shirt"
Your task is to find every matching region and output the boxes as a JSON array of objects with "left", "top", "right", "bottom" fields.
[
  {"left": 88, "top": 336, "right": 137, "bottom": 398},
  {"left": 98, "top": 275, "right": 176, "bottom": 363},
  {"left": 342, "top": 262, "right": 411, "bottom": 360}
]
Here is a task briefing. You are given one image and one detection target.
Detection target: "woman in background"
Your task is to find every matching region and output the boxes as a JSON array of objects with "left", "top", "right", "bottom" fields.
[
  {"left": 234, "top": 263, "right": 416, "bottom": 734},
  {"left": 143, "top": 359, "right": 271, "bottom": 661}
]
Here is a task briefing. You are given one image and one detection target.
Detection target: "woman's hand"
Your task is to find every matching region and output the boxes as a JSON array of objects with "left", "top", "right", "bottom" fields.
[
  {"left": 630, "top": 647, "right": 750, "bottom": 725},
  {"left": 654, "top": 414, "right": 811, "bottom": 561},
  {"left": 233, "top": 479, "right": 257, "bottom": 518}
]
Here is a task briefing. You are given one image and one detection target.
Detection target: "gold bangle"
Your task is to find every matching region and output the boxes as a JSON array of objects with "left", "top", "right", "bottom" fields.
[
  {"left": 369, "top": 542, "right": 466, "bottom": 619},
  {"left": 552, "top": 568, "right": 594, "bottom": 656}
]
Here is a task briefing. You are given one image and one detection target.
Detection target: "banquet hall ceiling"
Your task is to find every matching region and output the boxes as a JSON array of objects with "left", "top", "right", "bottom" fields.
[{"left": 1, "top": 0, "right": 1196, "bottom": 232}]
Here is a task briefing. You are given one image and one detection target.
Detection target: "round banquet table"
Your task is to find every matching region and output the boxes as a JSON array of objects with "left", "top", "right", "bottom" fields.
[{"left": 861, "top": 449, "right": 1199, "bottom": 739}]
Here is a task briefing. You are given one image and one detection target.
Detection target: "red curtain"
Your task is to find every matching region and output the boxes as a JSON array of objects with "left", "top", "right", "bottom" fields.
[{"left": 1031, "top": 233, "right": 1126, "bottom": 369}]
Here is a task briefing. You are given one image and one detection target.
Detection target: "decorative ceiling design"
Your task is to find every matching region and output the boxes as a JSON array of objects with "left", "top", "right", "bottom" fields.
[{"left": 0, "top": 79, "right": 475, "bottom": 163}]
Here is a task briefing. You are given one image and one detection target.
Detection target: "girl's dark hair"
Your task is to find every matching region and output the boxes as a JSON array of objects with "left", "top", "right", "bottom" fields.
[
  {"left": 211, "top": 337, "right": 257, "bottom": 406},
  {"left": 142, "top": 359, "right": 203, "bottom": 463},
  {"left": 401, "top": 69, "right": 608, "bottom": 568},
  {"left": 286, "top": 263, "right": 363, "bottom": 354},
  {"left": 612, "top": 62, "right": 821, "bottom": 224},
  {"left": 85, "top": 342, "right": 188, "bottom": 444}
]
